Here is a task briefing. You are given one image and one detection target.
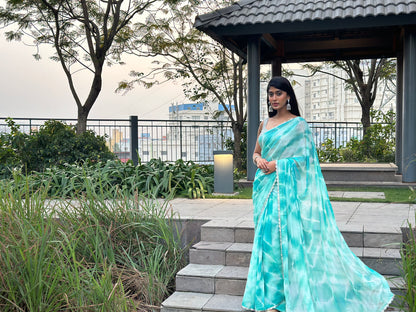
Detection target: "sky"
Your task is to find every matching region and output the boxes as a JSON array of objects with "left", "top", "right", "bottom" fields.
[{"left": 0, "top": 31, "right": 187, "bottom": 120}]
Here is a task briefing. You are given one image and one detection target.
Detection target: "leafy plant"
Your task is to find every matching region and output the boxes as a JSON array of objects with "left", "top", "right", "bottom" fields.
[
  {"left": 318, "top": 138, "right": 342, "bottom": 162},
  {"left": 2, "top": 158, "right": 214, "bottom": 199},
  {"left": 0, "top": 119, "right": 115, "bottom": 176},
  {"left": 317, "top": 110, "right": 396, "bottom": 163},
  {"left": 0, "top": 174, "right": 187, "bottom": 311}
]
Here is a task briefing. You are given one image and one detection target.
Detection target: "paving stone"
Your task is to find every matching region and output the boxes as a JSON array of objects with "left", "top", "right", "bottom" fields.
[
  {"left": 234, "top": 228, "right": 254, "bottom": 243},
  {"left": 202, "top": 227, "right": 234, "bottom": 242},
  {"left": 227, "top": 243, "right": 253, "bottom": 252},
  {"left": 162, "top": 291, "right": 212, "bottom": 310},
  {"left": 193, "top": 241, "right": 232, "bottom": 250},
  {"left": 343, "top": 191, "right": 385, "bottom": 199},
  {"left": 328, "top": 191, "right": 344, "bottom": 198},
  {"left": 363, "top": 247, "right": 401, "bottom": 259},
  {"left": 190, "top": 249, "right": 225, "bottom": 265},
  {"left": 226, "top": 250, "right": 251, "bottom": 267},
  {"left": 215, "top": 278, "right": 246, "bottom": 296},
  {"left": 177, "top": 264, "right": 224, "bottom": 277},
  {"left": 364, "top": 232, "right": 402, "bottom": 249},
  {"left": 362, "top": 257, "right": 400, "bottom": 275},
  {"left": 176, "top": 275, "right": 215, "bottom": 293},
  {"left": 342, "top": 231, "right": 363, "bottom": 247},
  {"left": 216, "top": 266, "right": 249, "bottom": 279},
  {"left": 203, "top": 294, "right": 243, "bottom": 312}
]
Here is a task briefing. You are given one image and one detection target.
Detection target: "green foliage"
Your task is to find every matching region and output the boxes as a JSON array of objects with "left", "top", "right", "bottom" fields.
[
  {"left": 225, "top": 123, "right": 247, "bottom": 171},
  {"left": 117, "top": 1, "right": 248, "bottom": 170},
  {"left": 0, "top": 118, "right": 23, "bottom": 175},
  {"left": 0, "top": 174, "right": 186, "bottom": 311},
  {"left": 399, "top": 216, "right": 416, "bottom": 311},
  {"left": 0, "top": 120, "right": 115, "bottom": 176},
  {"left": 317, "top": 138, "right": 342, "bottom": 162},
  {"left": 5, "top": 158, "right": 214, "bottom": 200},
  {"left": 318, "top": 110, "right": 396, "bottom": 163}
]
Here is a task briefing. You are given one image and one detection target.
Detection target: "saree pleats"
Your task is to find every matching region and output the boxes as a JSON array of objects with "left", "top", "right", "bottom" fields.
[{"left": 242, "top": 117, "right": 393, "bottom": 312}]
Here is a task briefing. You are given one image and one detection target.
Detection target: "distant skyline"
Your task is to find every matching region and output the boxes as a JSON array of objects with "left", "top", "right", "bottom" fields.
[{"left": 0, "top": 30, "right": 187, "bottom": 120}]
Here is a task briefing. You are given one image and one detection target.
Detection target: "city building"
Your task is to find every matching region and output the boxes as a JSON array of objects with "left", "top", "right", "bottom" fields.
[{"left": 302, "top": 64, "right": 395, "bottom": 122}]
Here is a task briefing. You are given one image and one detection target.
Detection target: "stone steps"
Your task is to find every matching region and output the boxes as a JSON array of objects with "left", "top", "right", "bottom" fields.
[
  {"left": 189, "top": 241, "right": 401, "bottom": 275},
  {"left": 200, "top": 219, "right": 403, "bottom": 249},
  {"left": 176, "top": 263, "right": 403, "bottom": 297},
  {"left": 162, "top": 291, "right": 401, "bottom": 312},
  {"left": 161, "top": 219, "right": 404, "bottom": 312}
]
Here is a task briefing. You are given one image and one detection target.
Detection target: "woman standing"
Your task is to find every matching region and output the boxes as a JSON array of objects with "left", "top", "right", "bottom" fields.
[{"left": 242, "top": 76, "right": 393, "bottom": 311}]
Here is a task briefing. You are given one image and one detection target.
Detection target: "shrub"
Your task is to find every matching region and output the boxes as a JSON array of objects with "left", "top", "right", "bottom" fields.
[
  {"left": 318, "top": 138, "right": 341, "bottom": 162},
  {"left": 0, "top": 119, "right": 115, "bottom": 175},
  {"left": 317, "top": 110, "right": 396, "bottom": 163}
]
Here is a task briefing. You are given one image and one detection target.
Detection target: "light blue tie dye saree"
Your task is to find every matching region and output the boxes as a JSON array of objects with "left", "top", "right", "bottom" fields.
[{"left": 242, "top": 117, "right": 393, "bottom": 312}]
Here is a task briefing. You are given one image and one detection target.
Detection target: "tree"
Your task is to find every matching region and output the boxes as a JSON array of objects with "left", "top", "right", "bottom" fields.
[
  {"left": 304, "top": 59, "right": 396, "bottom": 135},
  {"left": 0, "top": 0, "right": 178, "bottom": 133},
  {"left": 117, "top": 1, "right": 248, "bottom": 170}
]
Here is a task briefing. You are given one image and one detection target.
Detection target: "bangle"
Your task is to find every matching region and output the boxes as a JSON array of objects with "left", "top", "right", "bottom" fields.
[{"left": 253, "top": 155, "right": 260, "bottom": 165}]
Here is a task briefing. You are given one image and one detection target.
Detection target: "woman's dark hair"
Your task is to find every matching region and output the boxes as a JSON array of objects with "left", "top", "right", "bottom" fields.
[{"left": 267, "top": 76, "right": 301, "bottom": 117}]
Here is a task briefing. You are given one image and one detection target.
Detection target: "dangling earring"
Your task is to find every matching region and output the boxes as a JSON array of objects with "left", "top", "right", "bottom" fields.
[
  {"left": 268, "top": 104, "right": 273, "bottom": 113},
  {"left": 286, "top": 99, "right": 291, "bottom": 111}
]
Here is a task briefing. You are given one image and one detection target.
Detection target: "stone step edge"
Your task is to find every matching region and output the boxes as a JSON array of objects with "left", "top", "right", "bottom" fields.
[
  {"left": 176, "top": 264, "right": 404, "bottom": 292},
  {"left": 200, "top": 222, "right": 403, "bottom": 248},
  {"left": 161, "top": 292, "right": 401, "bottom": 312},
  {"left": 192, "top": 241, "right": 402, "bottom": 259}
]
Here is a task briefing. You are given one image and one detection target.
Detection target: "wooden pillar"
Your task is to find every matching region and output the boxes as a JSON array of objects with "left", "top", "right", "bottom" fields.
[
  {"left": 396, "top": 54, "right": 403, "bottom": 175},
  {"left": 247, "top": 37, "right": 261, "bottom": 181},
  {"left": 272, "top": 59, "right": 282, "bottom": 77},
  {"left": 402, "top": 30, "right": 416, "bottom": 182}
]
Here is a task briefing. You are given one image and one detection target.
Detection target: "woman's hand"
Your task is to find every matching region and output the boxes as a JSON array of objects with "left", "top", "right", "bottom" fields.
[
  {"left": 262, "top": 160, "right": 276, "bottom": 175},
  {"left": 256, "top": 158, "right": 276, "bottom": 175},
  {"left": 256, "top": 157, "right": 268, "bottom": 171}
]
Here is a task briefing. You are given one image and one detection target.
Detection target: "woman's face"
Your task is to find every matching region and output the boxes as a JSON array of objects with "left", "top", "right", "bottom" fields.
[{"left": 268, "top": 86, "right": 290, "bottom": 111}]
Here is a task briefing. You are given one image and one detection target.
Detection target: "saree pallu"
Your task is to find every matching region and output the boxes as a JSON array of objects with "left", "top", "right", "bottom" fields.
[{"left": 242, "top": 117, "right": 393, "bottom": 312}]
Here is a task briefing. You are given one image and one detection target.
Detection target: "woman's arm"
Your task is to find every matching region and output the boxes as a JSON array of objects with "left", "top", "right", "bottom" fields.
[{"left": 253, "top": 121, "right": 270, "bottom": 172}]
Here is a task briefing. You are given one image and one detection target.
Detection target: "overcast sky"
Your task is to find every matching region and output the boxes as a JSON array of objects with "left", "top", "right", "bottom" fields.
[{"left": 0, "top": 31, "right": 187, "bottom": 120}]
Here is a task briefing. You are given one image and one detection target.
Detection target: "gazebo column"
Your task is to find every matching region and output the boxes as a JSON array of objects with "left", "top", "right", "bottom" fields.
[
  {"left": 402, "top": 30, "right": 416, "bottom": 182},
  {"left": 272, "top": 59, "right": 282, "bottom": 77},
  {"left": 247, "top": 36, "right": 261, "bottom": 181},
  {"left": 396, "top": 54, "right": 403, "bottom": 175}
]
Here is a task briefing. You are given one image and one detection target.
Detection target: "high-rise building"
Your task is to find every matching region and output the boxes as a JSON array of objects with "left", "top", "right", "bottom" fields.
[{"left": 303, "top": 64, "right": 395, "bottom": 122}]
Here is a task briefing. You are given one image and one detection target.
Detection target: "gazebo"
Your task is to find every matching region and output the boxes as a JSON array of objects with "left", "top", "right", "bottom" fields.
[{"left": 194, "top": 0, "right": 416, "bottom": 182}]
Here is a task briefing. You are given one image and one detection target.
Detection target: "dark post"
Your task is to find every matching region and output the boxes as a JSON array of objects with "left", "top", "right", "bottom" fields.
[
  {"left": 396, "top": 53, "right": 403, "bottom": 175},
  {"left": 130, "top": 115, "right": 138, "bottom": 165},
  {"left": 402, "top": 30, "right": 416, "bottom": 182},
  {"left": 272, "top": 59, "right": 282, "bottom": 77},
  {"left": 247, "top": 36, "right": 261, "bottom": 181}
]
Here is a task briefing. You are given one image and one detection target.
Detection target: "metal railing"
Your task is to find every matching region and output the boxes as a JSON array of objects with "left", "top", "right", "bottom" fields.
[
  {"left": 1, "top": 116, "right": 370, "bottom": 164},
  {"left": 0, "top": 117, "right": 232, "bottom": 164}
]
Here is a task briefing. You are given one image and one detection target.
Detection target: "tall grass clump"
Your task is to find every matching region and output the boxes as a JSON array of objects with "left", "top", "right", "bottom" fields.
[
  {"left": 0, "top": 174, "right": 187, "bottom": 311},
  {"left": 399, "top": 221, "right": 416, "bottom": 311}
]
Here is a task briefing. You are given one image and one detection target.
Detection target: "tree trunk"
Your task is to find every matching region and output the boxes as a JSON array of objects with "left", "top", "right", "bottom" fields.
[
  {"left": 76, "top": 107, "right": 89, "bottom": 134},
  {"left": 361, "top": 104, "right": 371, "bottom": 137}
]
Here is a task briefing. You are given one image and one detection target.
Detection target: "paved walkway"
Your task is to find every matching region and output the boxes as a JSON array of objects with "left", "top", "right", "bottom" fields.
[{"left": 168, "top": 194, "right": 415, "bottom": 234}]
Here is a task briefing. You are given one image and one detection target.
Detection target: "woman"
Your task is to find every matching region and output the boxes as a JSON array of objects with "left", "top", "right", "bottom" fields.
[{"left": 242, "top": 76, "right": 393, "bottom": 312}]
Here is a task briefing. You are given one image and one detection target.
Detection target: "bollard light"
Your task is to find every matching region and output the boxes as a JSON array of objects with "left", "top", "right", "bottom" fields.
[{"left": 213, "top": 151, "right": 234, "bottom": 194}]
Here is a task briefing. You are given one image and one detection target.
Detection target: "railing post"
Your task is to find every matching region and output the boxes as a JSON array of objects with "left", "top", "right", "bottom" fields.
[
  {"left": 334, "top": 122, "right": 337, "bottom": 148},
  {"left": 180, "top": 120, "right": 183, "bottom": 159},
  {"left": 130, "top": 115, "right": 138, "bottom": 165}
]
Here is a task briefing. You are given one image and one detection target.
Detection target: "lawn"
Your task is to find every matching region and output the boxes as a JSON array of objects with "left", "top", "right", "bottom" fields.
[{"left": 208, "top": 185, "right": 416, "bottom": 203}]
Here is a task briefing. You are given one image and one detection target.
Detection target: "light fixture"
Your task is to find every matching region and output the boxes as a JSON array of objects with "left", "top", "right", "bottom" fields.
[{"left": 213, "top": 150, "right": 234, "bottom": 194}]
